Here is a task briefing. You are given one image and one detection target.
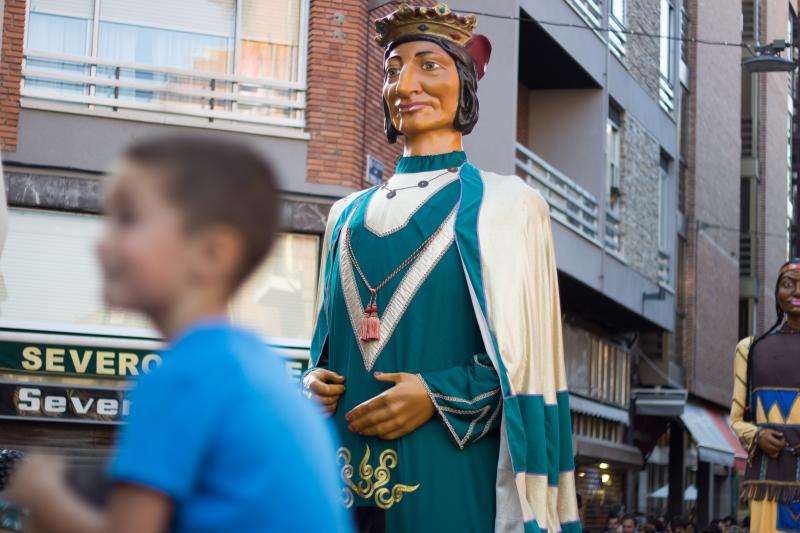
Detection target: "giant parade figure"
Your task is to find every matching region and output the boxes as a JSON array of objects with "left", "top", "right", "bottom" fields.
[
  {"left": 731, "top": 258, "right": 800, "bottom": 532},
  {"left": 303, "top": 4, "right": 580, "bottom": 532}
]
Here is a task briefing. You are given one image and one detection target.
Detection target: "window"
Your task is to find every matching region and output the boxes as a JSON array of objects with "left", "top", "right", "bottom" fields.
[
  {"left": 609, "top": 0, "right": 626, "bottom": 57},
  {"left": 230, "top": 233, "right": 320, "bottom": 341},
  {"left": 606, "top": 105, "right": 622, "bottom": 212},
  {"left": 658, "top": 155, "right": 671, "bottom": 252},
  {"left": 659, "top": 0, "right": 675, "bottom": 112},
  {"left": 0, "top": 208, "right": 148, "bottom": 330},
  {"left": 679, "top": 6, "right": 690, "bottom": 87},
  {"left": 24, "top": 0, "right": 307, "bottom": 132},
  {"left": 0, "top": 208, "right": 320, "bottom": 340}
]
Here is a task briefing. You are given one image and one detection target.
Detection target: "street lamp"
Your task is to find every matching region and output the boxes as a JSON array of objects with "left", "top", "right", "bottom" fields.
[{"left": 742, "top": 40, "right": 797, "bottom": 73}]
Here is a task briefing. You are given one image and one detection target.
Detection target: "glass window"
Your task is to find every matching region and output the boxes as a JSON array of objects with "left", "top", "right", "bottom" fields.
[
  {"left": 230, "top": 233, "right": 320, "bottom": 341},
  {"left": 658, "top": 156, "right": 671, "bottom": 251},
  {"left": 659, "top": 0, "right": 674, "bottom": 80},
  {"left": 611, "top": 0, "right": 624, "bottom": 22},
  {"left": 24, "top": 0, "right": 305, "bottom": 120},
  {"left": 606, "top": 105, "right": 622, "bottom": 212},
  {"left": 240, "top": 0, "right": 302, "bottom": 81},
  {"left": 0, "top": 208, "right": 149, "bottom": 330},
  {"left": 26, "top": 0, "right": 93, "bottom": 94},
  {"left": 0, "top": 209, "right": 321, "bottom": 341}
]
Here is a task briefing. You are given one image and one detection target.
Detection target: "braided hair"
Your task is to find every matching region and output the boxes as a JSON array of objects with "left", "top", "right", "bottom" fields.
[{"left": 743, "top": 257, "right": 800, "bottom": 422}]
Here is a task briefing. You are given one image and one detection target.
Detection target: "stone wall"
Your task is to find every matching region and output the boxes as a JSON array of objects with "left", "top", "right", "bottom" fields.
[
  {"left": 619, "top": 114, "right": 661, "bottom": 283},
  {"left": 622, "top": 0, "right": 661, "bottom": 102}
]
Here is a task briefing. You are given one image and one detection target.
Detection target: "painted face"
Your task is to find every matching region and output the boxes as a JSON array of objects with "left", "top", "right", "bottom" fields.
[
  {"left": 97, "top": 161, "right": 196, "bottom": 317},
  {"left": 383, "top": 40, "right": 461, "bottom": 137},
  {"left": 777, "top": 269, "right": 800, "bottom": 316}
]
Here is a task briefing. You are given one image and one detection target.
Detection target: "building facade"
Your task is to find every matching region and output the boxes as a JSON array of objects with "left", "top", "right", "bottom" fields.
[{"left": 0, "top": 0, "right": 795, "bottom": 524}]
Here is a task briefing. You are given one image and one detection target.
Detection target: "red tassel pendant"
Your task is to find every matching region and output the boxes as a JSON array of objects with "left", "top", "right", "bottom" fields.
[{"left": 359, "top": 295, "right": 381, "bottom": 342}]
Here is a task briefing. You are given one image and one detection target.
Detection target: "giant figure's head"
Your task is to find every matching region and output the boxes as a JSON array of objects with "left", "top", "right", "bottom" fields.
[{"left": 375, "top": 3, "right": 491, "bottom": 144}]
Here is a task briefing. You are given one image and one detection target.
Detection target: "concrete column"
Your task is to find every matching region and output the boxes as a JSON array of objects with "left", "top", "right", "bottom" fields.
[{"left": 667, "top": 421, "right": 685, "bottom": 518}]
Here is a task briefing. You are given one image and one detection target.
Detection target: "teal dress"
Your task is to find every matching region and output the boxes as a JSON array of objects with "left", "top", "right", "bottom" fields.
[{"left": 321, "top": 152, "right": 502, "bottom": 532}]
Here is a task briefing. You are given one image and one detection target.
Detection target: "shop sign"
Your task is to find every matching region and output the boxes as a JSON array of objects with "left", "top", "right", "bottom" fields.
[{"left": 0, "top": 381, "right": 127, "bottom": 425}]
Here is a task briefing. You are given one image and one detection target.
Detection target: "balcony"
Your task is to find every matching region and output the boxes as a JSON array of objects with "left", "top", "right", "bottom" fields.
[
  {"left": 657, "top": 250, "right": 671, "bottom": 287},
  {"left": 20, "top": 50, "right": 307, "bottom": 138},
  {"left": 608, "top": 14, "right": 627, "bottom": 58},
  {"left": 515, "top": 143, "right": 625, "bottom": 259},
  {"left": 567, "top": 0, "right": 603, "bottom": 29},
  {"left": 739, "top": 232, "right": 754, "bottom": 278},
  {"left": 659, "top": 74, "right": 675, "bottom": 114},
  {"left": 515, "top": 142, "right": 600, "bottom": 243}
]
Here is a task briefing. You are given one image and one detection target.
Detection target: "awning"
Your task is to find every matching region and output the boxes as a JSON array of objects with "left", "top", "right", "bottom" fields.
[
  {"left": 633, "top": 388, "right": 687, "bottom": 417},
  {"left": 574, "top": 435, "right": 643, "bottom": 467},
  {"left": 680, "top": 402, "right": 735, "bottom": 467},
  {"left": 649, "top": 484, "right": 697, "bottom": 501},
  {"left": 569, "top": 394, "right": 630, "bottom": 425},
  {"left": 716, "top": 413, "right": 748, "bottom": 474}
]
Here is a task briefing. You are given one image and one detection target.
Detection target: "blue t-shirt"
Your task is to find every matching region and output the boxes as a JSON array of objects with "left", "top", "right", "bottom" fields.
[{"left": 110, "top": 321, "right": 352, "bottom": 533}]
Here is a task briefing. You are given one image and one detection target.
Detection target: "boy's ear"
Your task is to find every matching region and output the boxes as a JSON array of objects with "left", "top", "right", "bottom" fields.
[{"left": 192, "top": 225, "right": 245, "bottom": 289}]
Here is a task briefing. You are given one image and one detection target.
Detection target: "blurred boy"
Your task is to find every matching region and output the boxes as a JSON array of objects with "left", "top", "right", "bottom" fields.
[{"left": 5, "top": 136, "right": 352, "bottom": 533}]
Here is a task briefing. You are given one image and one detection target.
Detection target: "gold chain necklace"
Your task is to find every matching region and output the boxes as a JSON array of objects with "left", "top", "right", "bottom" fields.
[{"left": 346, "top": 207, "right": 445, "bottom": 343}]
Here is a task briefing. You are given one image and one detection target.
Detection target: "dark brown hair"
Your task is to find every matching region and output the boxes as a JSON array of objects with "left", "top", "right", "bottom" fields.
[
  {"left": 123, "top": 135, "right": 279, "bottom": 287},
  {"left": 383, "top": 35, "right": 480, "bottom": 143}
]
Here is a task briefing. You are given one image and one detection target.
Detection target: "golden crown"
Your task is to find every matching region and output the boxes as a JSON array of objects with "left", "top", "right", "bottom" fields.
[{"left": 374, "top": 3, "right": 478, "bottom": 48}]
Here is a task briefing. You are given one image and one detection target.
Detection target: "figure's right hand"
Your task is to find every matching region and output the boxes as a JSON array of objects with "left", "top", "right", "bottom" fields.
[
  {"left": 302, "top": 369, "right": 346, "bottom": 415},
  {"left": 758, "top": 428, "right": 787, "bottom": 458}
]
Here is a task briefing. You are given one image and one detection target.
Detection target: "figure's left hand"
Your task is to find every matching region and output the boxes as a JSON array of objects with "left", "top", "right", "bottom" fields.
[{"left": 345, "top": 372, "right": 435, "bottom": 440}]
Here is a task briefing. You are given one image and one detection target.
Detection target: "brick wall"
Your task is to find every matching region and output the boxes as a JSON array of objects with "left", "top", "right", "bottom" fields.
[
  {"left": 305, "top": 0, "right": 434, "bottom": 188},
  {"left": 0, "top": 0, "right": 23, "bottom": 152},
  {"left": 678, "top": 0, "right": 742, "bottom": 407}
]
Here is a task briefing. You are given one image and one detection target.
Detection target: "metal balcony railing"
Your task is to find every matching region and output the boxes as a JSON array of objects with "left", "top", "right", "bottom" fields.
[
  {"left": 605, "top": 209, "right": 623, "bottom": 254},
  {"left": 568, "top": 0, "right": 603, "bottom": 28},
  {"left": 657, "top": 250, "right": 671, "bottom": 286},
  {"left": 609, "top": 14, "right": 627, "bottom": 58},
  {"left": 21, "top": 50, "right": 306, "bottom": 135},
  {"left": 741, "top": 116, "right": 755, "bottom": 157},
  {"left": 659, "top": 74, "right": 675, "bottom": 113},
  {"left": 740, "top": 232, "right": 754, "bottom": 277},
  {"left": 515, "top": 143, "right": 600, "bottom": 243}
]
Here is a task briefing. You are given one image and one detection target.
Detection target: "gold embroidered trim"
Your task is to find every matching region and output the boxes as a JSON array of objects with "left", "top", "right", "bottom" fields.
[
  {"left": 336, "top": 445, "right": 420, "bottom": 510},
  {"left": 339, "top": 205, "right": 458, "bottom": 371},
  {"left": 416, "top": 373, "right": 496, "bottom": 449}
]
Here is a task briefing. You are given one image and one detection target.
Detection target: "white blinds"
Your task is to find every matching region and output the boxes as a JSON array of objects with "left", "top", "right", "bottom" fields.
[
  {"left": 30, "top": 0, "right": 93, "bottom": 18},
  {"left": 241, "top": 0, "right": 301, "bottom": 45},
  {"left": 0, "top": 209, "right": 149, "bottom": 329},
  {"left": 100, "top": 0, "right": 236, "bottom": 37}
]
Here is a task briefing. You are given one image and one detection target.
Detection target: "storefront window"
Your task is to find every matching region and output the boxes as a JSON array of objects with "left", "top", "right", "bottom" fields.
[
  {"left": 0, "top": 208, "right": 149, "bottom": 330},
  {"left": 0, "top": 209, "right": 320, "bottom": 342},
  {"left": 230, "top": 233, "right": 320, "bottom": 341}
]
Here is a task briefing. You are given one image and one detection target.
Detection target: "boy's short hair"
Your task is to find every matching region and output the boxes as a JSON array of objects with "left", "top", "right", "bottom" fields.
[{"left": 123, "top": 135, "right": 279, "bottom": 286}]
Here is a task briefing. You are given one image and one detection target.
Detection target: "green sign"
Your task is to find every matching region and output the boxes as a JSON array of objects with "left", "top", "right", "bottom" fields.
[
  {"left": 0, "top": 341, "right": 162, "bottom": 379},
  {"left": 0, "top": 336, "right": 309, "bottom": 381}
]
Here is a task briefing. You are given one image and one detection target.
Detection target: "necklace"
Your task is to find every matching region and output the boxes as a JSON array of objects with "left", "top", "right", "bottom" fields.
[
  {"left": 380, "top": 165, "right": 461, "bottom": 199},
  {"left": 346, "top": 215, "right": 445, "bottom": 342}
]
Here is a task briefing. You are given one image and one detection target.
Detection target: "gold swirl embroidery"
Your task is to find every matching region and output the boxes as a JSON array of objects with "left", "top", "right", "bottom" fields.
[{"left": 336, "top": 445, "right": 420, "bottom": 509}]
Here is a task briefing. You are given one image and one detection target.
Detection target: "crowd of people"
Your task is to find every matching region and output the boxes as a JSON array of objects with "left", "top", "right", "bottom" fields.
[{"left": 595, "top": 509, "right": 750, "bottom": 533}]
